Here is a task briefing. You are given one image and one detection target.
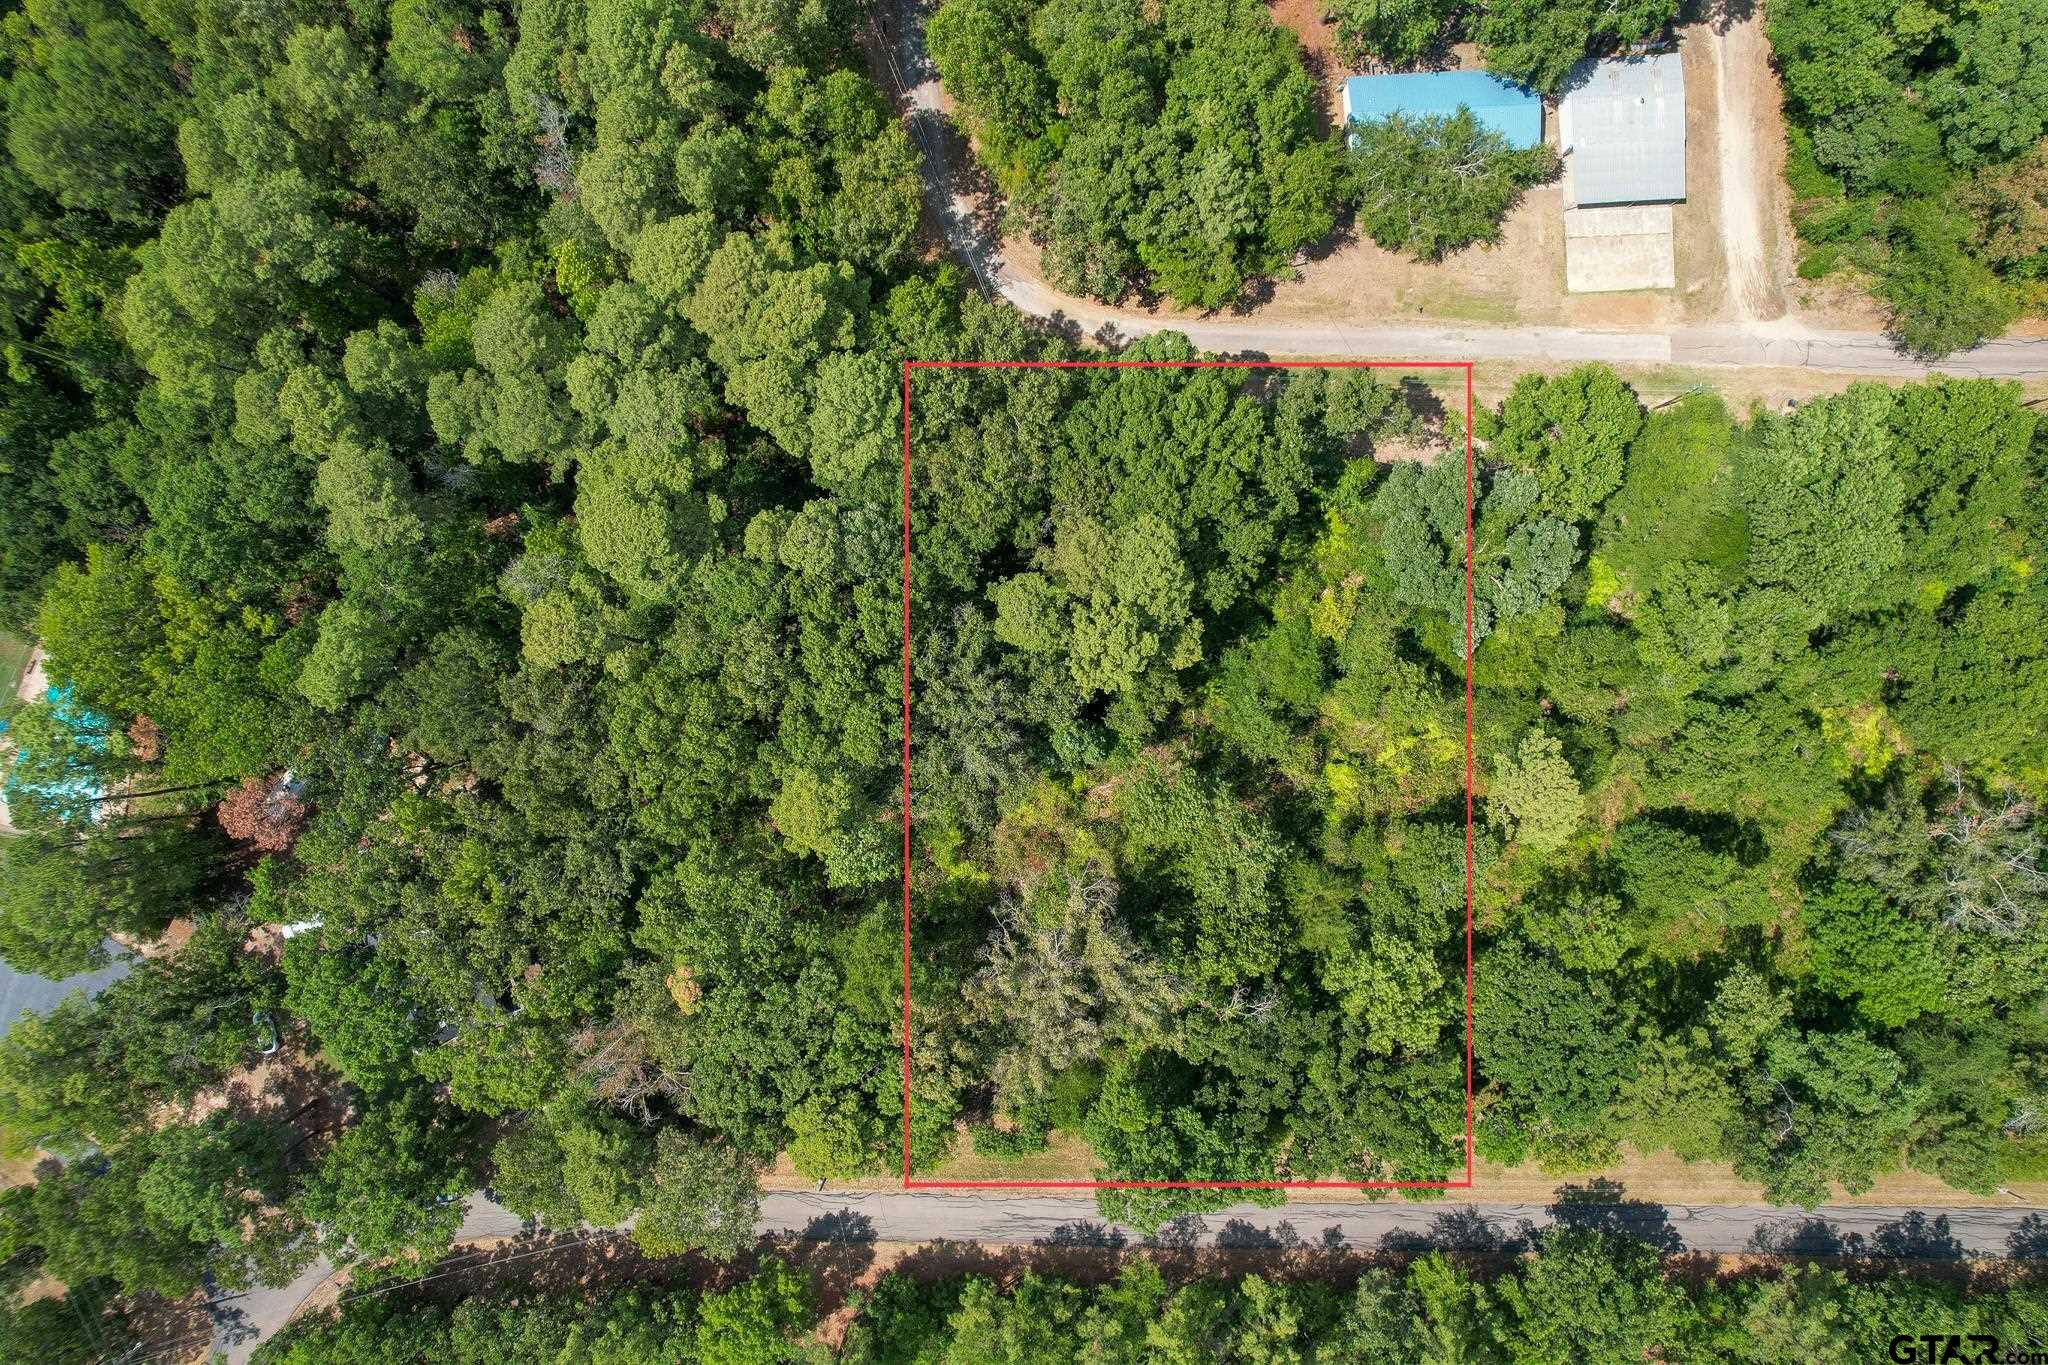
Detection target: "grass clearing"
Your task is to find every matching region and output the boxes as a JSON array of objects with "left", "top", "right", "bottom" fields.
[{"left": 0, "top": 632, "right": 33, "bottom": 702}]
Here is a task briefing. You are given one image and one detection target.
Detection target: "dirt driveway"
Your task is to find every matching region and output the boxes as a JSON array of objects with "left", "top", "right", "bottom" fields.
[{"left": 1700, "top": 9, "right": 1783, "bottom": 322}]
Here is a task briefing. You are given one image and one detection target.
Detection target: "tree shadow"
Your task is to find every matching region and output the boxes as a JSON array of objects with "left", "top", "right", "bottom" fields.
[
  {"left": 800, "top": 1210, "right": 879, "bottom": 1245},
  {"left": 886, "top": 1231, "right": 1394, "bottom": 1298},
  {"left": 1228, "top": 274, "right": 1279, "bottom": 315},
  {"left": 1868, "top": 1211, "right": 1968, "bottom": 1262},
  {"left": 2007, "top": 1214, "right": 2048, "bottom": 1261},
  {"left": 906, "top": 101, "right": 1008, "bottom": 274},
  {"left": 211, "top": 1044, "right": 353, "bottom": 1171},
  {"left": 1398, "top": 375, "right": 1450, "bottom": 433},
  {"left": 329, "top": 1226, "right": 680, "bottom": 1313},
  {"left": 1546, "top": 1178, "right": 1683, "bottom": 1252},
  {"left": 1633, "top": 806, "right": 1771, "bottom": 865},
  {"left": 358, "top": 1222, "right": 884, "bottom": 1322},
  {"left": 208, "top": 1301, "right": 258, "bottom": 1348},
  {"left": 1382, "top": 1205, "right": 1535, "bottom": 1254},
  {"left": 890, "top": 1237, "right": 1131, "bottom": 1290},
  {"left": 1297, "top": 44, "right": 1336, "bottom": 140},
  {"left": 103, "top": 1281, "right": 223, "bottom": 1364},
  {"left": 1038, "top": 1221, "right": 1128, "bottom": 1250},
  {"left": 859, "top": 0, "right": 1009, "bottom": 297},
  {"left": 1214, "top": 1219, "right": 1307, "bottom": 1251},
  {"left": 1292, "top": 220, "right": 1361, "bottom": 275},
  {"left": 1146, "top": 1215, "right": 1206, "bottom": 1252},
  {"left": 1747, "top": 1215, "right": 1850, "bottom": 1257},
  {"left": 1690, "top": 0, "right": 1756, "bottom": 38},
  {"left": 775, "top": 1227, "right": 880, "bottom": 1316}
]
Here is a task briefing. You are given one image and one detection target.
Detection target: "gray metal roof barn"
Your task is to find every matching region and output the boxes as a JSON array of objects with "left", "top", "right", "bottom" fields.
[{"left": 1558, "top": 54, "right": 1687, "bottom": 207}]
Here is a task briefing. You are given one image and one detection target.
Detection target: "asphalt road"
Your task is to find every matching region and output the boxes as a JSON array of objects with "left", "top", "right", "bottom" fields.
[
  {"left": 207, "top": 1191, "right": 2046, "bottom": 1361},
  {"left": 874, "top": 0, "right": 2048, "bottom": 382},
  {"left": 988, "top": 288, "right": 2048, "bottom": 380},
  {"left": 757, "top": 1191, "right": 2048, "bottom": 1259},
  {"left": 210, "top": 1198, "right": 530, "bottom": 1364},
  {"left": 0, "top": 947, "right": 127, "bottom": 1039}
]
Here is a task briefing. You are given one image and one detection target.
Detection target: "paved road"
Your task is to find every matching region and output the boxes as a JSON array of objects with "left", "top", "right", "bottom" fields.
[
  {"left": 209, "top": 1198, "right": 530, "bottom": 1363},
  {"left": 874, "top": 0, "right": 2048, "bottom": 382},
  {"left": 208, "top": 1190, "right": 2046, "bottom": 1360},
  {"left": 757, "top": 1191, "right": 2048, "bottom": 1260},
  {"left": 986, "top": 293, "right": 2048, "bottom": 380},
  {"left": 0, "top": 947, "right": 128, "bottom": 1039}
]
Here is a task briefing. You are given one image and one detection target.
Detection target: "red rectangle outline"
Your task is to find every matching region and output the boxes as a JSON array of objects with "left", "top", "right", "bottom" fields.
[{"left": 900, "top": 358, "right": 1475, "bottom": 1190}]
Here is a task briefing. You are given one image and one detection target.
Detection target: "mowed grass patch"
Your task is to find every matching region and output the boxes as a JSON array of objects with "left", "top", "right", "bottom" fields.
[{"left": 0, "top": 632, "right": 33, "bottom": 701}]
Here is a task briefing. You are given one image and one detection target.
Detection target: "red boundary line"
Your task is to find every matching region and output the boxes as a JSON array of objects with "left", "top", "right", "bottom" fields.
[{"left": 900, "top": 357, "right": 1476, "bottom": 1191}]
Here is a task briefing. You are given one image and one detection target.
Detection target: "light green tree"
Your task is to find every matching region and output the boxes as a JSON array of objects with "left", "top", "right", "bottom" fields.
[
  {"left": 1486, "top": 730, "right": 1582, "bottom": 853},
  {"left": 1740, "top": 385, "right": 1905, "bottom": 618},
  {"left": 297, "top": 600, "right": 396, "bottom": 711},
  {"left": 1347, "top": 111, "right": 1560, "bottom": 262},
  {"left": 1484, "top": 366, "right": 1642, "bottom": 522},
  {"left": 630, "top": 1131, "right": 759, "bottom": 1260},
  {"left": 1375, "top": 457, "right": 1578, "bottom": 644}
]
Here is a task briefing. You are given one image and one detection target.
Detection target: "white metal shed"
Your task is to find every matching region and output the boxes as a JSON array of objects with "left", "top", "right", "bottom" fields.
[{"left": 1558, "top": 54, "right": 1687, "bottom": 207}]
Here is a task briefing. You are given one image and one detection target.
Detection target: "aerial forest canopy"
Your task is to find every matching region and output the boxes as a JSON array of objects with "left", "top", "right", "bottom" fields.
[
  {"left": 251, "top": 1245, "right": 2048, "bottom": 1365},
  {"left": 1770, "top": 0, "right": 2048, "bottom": 354},
  {"left": 0, "top": 0, "right": 2041, "bottom": 1328}
]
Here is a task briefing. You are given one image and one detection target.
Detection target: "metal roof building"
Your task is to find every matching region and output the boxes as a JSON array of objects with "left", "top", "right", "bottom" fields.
[
  {"left": 1558, "top": 54, "right": 1686, "bottom": 206},
  {"left": 1341, "top": 72, "right": 1543, "bottom": 150}
]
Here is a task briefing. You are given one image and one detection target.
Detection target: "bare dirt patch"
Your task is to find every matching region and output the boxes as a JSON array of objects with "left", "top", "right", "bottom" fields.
[
  {"left": 1266, "top": 0, "right": 1343, "bottom": 136},
  {"left": 15, "top": 646, "right": 46, "bottom": 704},
  {"left": 111, "top": 916, "right": 196, "bottom": 962},
  {"left": 169, "top": 1040, "right": 349, "bottom": 1176},
  {"left": 1373, "top": 435, "right": 1440, "bottom": 464},
  {"left": 1673, "top": 22, "right": 1737, "bottom": 321},
  {"left": 1689, "top": 12, "right": 1781, "bottom": 321},
  {"left": 1686, "top": 4, "right": 1889, "bottom": 335},
  {"left": 0, "top": 1146, "right": 36, "bottom": 1187},
  {"left": 1255, "top": 202, "right": 1567, "bottom": 328}
]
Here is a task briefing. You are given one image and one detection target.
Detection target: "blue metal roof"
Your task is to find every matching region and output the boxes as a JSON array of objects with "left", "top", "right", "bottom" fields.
[{"left": 1342, "top": 72, "right": 1544, "bottom": 150}]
